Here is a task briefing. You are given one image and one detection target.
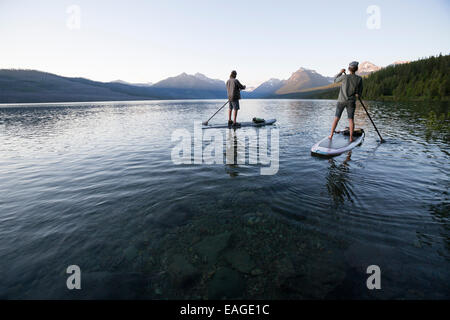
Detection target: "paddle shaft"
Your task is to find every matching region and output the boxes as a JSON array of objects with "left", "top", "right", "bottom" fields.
[
  {"left": 203, "top": 101, "right": 229, "bottom": 125},
  {"left": 358, "top": 97, "right": 384, "bottom": 142}
]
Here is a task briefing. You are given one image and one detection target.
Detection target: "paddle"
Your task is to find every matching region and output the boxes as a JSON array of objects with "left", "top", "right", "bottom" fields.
[
  {"left": 202, "top": 101, "right": 229, "bottom": 126},
  {"left": 358, "top": 97, "right": 385, "bottom": 143}
]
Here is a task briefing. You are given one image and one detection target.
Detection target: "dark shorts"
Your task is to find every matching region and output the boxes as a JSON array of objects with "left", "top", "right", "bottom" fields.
[
  {"left": 335, "top": 100, "right": 356, "bottom": 119},
  {"left": 229, "top": 100, "right": 240, "bottom": 110}
]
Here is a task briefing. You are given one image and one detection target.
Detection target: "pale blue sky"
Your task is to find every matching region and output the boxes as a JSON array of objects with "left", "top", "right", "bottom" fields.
[{"left": 0, "top": 0, "right": 449, "bottom": 86}]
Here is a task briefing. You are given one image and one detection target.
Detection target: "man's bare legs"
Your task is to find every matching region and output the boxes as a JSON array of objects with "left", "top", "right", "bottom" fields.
[
  {"left": 228, "top": 108, "right": 238, "bottom": 125},
  {"left": 329, "top": 116, "right": 355, "bottom": 141},
  {"left": 328, "top": 116, "right": 340, "bottom": 139},
  {"left": 348, "top": 118, "right": 354, "bottom": 142}
]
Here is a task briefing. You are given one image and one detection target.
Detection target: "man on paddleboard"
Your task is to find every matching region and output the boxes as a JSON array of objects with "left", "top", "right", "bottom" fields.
[
  {"left": 226, "top": 70, "right": 246, "bottom": 126},
  {"left": 328, "top": 61, "right": 363, "bottom": 142}
]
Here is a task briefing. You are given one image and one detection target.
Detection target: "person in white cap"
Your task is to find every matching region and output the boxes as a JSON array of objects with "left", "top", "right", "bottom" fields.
[{"left": 328, "top": 61, "right": 363, "bottom": 142}]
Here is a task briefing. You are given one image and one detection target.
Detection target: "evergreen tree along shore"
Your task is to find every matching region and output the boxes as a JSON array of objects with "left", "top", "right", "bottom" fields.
[{"left": 363, "top": 54, "right": 450, "bottom": 101}]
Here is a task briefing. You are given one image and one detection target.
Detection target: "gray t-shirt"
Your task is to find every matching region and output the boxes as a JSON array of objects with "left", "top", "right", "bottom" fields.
[
  {"left": 226, "top": 78, "right": 245, "bottom": 101},
  {"left": 334, "top": 73, "right": 363, "bottom": 102}
]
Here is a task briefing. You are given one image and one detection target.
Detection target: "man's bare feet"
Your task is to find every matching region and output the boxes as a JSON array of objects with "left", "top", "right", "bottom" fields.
[
  {"left": 328, "top": 134, "right": 333, "bottom": 139},
  {"left": 349, "top": 137, "right": 353, "bottom": 142}
]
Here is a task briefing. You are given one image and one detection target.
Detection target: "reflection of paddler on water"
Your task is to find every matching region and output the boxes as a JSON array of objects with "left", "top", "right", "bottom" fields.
[
  {"left": 224, "top": 128, "right": 279, "bottom": 176},
  {"left": 225, "top": 130, "right": 262, "bottom": 166},
  {"left": 226, "top": 130, "right": 238, "bottom": 166},
  {"left": 326, "top": 151, "right": 354, "bottom": 205},
  {"left": 225, "top": 130, "right": 239, "bottom": 177}
]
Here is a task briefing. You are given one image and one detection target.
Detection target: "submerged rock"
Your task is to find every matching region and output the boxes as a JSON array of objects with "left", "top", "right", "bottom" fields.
[
  {"left": 224, "top": 249, "right": 255, "bottom": 274},
  {"left": 168, "top": 254, "right": 200, "bottom": 288},
  {"left": 207, "top": 267, "right": 245, "bottom": 299},
  {"left": 150, "top": 204, "right": 194, "bottom": 228},
  {"left": 250, "top": 268, "right": 264, "bottom": 276},
  {"left": 193, "top": 232, "right": 232, "bottom": 265},
  {"left": 124, "top": 246, "right": 139, "bottom": 262},
  {"left": 274, "top": 256, "right": 296, "bottom": 289},
  {"left": 154, "top": 287, "right": 162, "bottom": 295}
]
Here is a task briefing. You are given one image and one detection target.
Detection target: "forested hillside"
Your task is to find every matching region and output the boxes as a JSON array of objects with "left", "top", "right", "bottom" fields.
[{"left": 362, "top": 54, "right": 449, "bottom": 101}]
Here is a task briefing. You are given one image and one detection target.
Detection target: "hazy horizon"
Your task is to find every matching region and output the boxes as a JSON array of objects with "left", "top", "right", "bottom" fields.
[{"left": 1, "top": 0, "right": 449, "bottom": 87}]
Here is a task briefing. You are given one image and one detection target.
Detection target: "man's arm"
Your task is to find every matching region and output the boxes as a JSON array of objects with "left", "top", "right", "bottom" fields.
[
  {"left": 357, "top": 78, "right": 363, "bottom": 97},
  {"left": 334, "top": 68, "right": 346, "bottom": 83},
  {"left": 236, "top": 80, "right": 246, "bottom": 90}
]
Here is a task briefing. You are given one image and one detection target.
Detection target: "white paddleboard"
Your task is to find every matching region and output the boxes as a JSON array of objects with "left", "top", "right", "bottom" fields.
[{"left": 311, "top": 129, "right": 365, "bottom": 157}]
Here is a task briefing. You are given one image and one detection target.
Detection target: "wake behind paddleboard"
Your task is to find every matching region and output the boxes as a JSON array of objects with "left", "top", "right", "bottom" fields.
[
  {"left": 311, "top": 128, "right": 365, "bottom": 157},
  {"left": 203, "top": 119, "right": 276, "bottom": 129}
]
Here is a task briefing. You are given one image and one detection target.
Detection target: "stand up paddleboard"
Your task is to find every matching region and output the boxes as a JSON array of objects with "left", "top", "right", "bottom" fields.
[
  {"left": 311, "top": 128, "right": 365, "bottom": 157},
  {"left": 203, "top": 119, "right": 276, "bottom": 129}
]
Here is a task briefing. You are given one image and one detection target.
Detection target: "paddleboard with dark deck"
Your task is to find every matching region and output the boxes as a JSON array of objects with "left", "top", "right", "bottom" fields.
[
  {"left": 311, "top": 128, "right": 365, "bottom": 157},
  {"left": 203, "top": 119, "right": 276, "bottom": 129}
]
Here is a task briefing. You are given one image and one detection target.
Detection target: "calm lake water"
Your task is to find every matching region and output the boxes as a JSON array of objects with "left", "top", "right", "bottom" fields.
[{"left": 0, "top": 99, "right": 448, "bottom": 299}]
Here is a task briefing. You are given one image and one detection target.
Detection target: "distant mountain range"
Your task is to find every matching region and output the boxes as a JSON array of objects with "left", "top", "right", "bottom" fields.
[
  {"left": 0, "top": 70, "right": 227, "bottom": 103},
  {"left": 249, "top": 61, "right": 410, "bottom": 98},
  {"left": 357, "top": 60, "right": 409, "bottom": 75},
  {"left": 249, "top": 78, "right": 286, "bottom": 97},
  {"left": 153, "top": 72, "right": 223, "bottom": 90},
  {"left": 0, "top": 60, "right": 409, "bottom": 103},
  {"left": 112, "top": 80, "right": 153, "bottom": 87},
  {"left": 357, "top": 61, "right": 382, "bottom": 76},
  {"left": 249, "top": 68, "right": 332, "bottom": 98},
  {"left": 276, "top": 68, "right": 332, "bottom": 95}
]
